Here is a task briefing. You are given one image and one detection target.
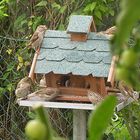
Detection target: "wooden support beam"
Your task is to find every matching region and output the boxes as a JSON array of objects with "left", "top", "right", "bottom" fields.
[
  {"left": 45, "top": 73, "right": 52, "bottom": 87},
  {"left": 28, "top": 50, "right": 39, "bottom": 81},
  {"left": 96, "top": 77, "right": 107, "bottom": 96},
  {"left": 107, "top": 56, "right": 117, "bottom": 87},
  {"left": 90, "top": 18, "right": 97, "bottom": 32},
  {"left": 89, "top": 76, "right": 98, "bottom": 93},
  {"left": 85, "top": 76, "right": 107, "bottom": 96}
]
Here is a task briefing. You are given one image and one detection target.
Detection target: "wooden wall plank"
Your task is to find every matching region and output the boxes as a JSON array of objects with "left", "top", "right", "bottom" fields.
[
  {"left": 71, "top": 34, "right": 87, "bottom": 41},
  {"left": 59, "top": 87, "right": 88, "bottom": 96},
  {"left": 95, "top": 77, "right": 107, "bottom": 96},
  {"left": 45, "top": 73, "right": 53, "bottom": 87}
]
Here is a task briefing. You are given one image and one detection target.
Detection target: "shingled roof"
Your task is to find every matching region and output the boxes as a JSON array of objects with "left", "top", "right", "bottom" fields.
[
  {"left": 34, "top": 29, "right": 112, "bottom": 77},
  {"left": 67, "top": 15, "right": 93, "bottom": 34}
]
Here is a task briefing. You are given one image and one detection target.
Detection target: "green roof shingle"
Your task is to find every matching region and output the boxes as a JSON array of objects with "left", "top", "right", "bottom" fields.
[
  {"left": 35, "top": 30, "right": 112, "bottom": 77},
  {"left": 67, "top": 15, "right": 93, "bottom": 34}
]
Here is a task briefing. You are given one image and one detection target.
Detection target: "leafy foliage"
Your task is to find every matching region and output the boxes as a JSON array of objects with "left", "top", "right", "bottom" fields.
[
  {"left": 120, "top": 103, "right": 140, "bottom": 140},
  {"left": 0, "top": 0, "right": 9, "bottom": 19},
  {"left": 88, "top": 95, "right": 117, "bottom": 140},
  {"left": 106, "top": 114, "right": 131, "bottom": 140},
  {"left": 110, "top": 0, "right": 140, "bottom": 139},
  {"left": 82, "top": 0, "right": 115, "bottom": 25},
  {"left": 111, "top": 0, "right": 140, "bottom": 90}
]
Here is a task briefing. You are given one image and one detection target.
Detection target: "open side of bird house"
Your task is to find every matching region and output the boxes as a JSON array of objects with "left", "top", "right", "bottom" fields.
[{"left": 29, "top": 15, "right": 117, "bottom": 103}]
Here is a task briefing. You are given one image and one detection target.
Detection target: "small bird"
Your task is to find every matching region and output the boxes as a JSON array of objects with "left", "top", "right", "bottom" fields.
[
  {"left": 98, "top": 26, "right": 117, "bottom": 38},
  {"left": 27, "top": 25, "right": 47, "bottom": 52},
  {"left": 15, "top": 77, "right": 33, "bottom": 99},
  {"left": 87, "top": 90, "right": 103, "bottom": 105},
  {"left": 104, "top": 26, "right": 117, "bottom": 35},
  {"left": 118, "top": 80, "right": 137, "bottom": 101},
  {"left": 39, "top": 75, "right": 47, "bottom": 88},
  {"left": 27, "top": 87, "right": 60, "bottom": 101},
  {"left": 16, "top": 76, "right": 32, "bottom": 88},
  {"left": 115, "top": 92, "right": 127, "bottom": 103}
]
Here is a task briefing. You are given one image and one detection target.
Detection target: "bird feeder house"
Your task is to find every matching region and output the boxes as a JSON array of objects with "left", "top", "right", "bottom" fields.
[{"left": 29, "top": 15, "right": 116, "bottom": 103}]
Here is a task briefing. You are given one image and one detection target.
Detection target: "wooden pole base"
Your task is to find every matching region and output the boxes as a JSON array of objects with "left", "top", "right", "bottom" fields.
[{"left": 73, "top": 110, "right": 87, "bottom": 140}]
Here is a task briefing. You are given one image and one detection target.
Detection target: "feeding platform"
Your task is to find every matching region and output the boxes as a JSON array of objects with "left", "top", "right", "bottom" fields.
[{"left": 19, "top": 92, "right": 139, "bottom": 111}]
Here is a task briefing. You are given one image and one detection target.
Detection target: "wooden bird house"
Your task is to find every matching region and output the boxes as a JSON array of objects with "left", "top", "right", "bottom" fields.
[{"left": 29, "top": 15, "right": 116, "bottom": 103}]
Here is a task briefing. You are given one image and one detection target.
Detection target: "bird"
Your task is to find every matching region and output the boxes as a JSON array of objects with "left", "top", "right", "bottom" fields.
[
  {"left": 27, "top": 25, "right": 47, "bottom": 52},
  {"left": 15, "top": 77, "right": 33, "bottom": 99},
  {"left": 104, "top": 26, "right": 117, "bottom": 35},
  {"left": 16, "top": 76, "right": 32, "bottom": 88},
  {"left": 15, "top": 84, "right": 31, "bottom": 99},
  {"left": 98, "top": 26, "right": 117, "bottom": 38},
  {"left": 114, "top": 92, "right": 127, "bottom": 103},
  {"left": 27, "top": 87, "right": 60, "bottom": 101},
  {"left": 39, "top": 75, "right": 47, "bottom": 88},
  {"left": 118, "top": 80, "right": 137, "bottom": 101},
  {"left": 87, "top": 90, "right": 103, "bottom": 105}
]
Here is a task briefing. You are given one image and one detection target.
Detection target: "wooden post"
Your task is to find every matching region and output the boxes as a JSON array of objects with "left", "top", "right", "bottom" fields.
[
  {"left": 73, "top": 110, "right": 87, "bottom": 140},
  {"left": 28, "top": 50, "right": 39, "bottom": 81},
  {"left": 107, "top": 56, "right": 117, "bottom": 87},
  {"left": 96, "top": 77, "right": 107, "bottom": 96}
]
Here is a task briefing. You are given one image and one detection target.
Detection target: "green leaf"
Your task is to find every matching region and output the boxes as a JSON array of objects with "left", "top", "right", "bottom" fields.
[
  {"left": 33, "top": 104, "right": 53, "bottom": 140},
  {"left": 3, "top": 13, "right": 8, "bottom": 17},
  {"left": 36, "top": 1, "right": 47, "bottom": 7},
  {"left": 58, "top": 23, "right": 65, "bottom": 30},
  {"left": 83, "top": 5, "right": 90, "bottom": 13},
  {"left": 90, "top": 2, "right": 97, "bottom": 12},
  {"left": 7, "top": 83, "right": 14, "bottom": 92},
  {"left": 0, "top": 0, "right": 8, "bottom": 5},
  {"left": 60, "top": 5, "right": 67, "bottom": 14},
  {"left": 109, "top": 9, "right": 115, "bottom": 16},
  {"left": 14, "top": 14, "right": 27, "bottom": 30},
  {"left": 0, "top": 5, "right": 4, "bottom": 9},
  {"left": 17, "top": 55, "right": 23, "bottom": 63},
  {"left": 112, "top": 0, "right": 140, "bottom": 53},
  {"left": 83, "top": 2, "right": 96, "bottom": 13},
  {"left": 7, "top": 62, "right": 15, "bottom": 71},
  {"left": 88, "top": 95, "right": 117, "bottom": 140},
  {"left": 26, "top": 112, "right": 36, "bottom": 119},
  {"left": 52, "top": 2, "right": 61, "bottom": 10},
  {"left": 95, "top": 10, "right": 102, "bottom": 20},
  {"left": 0, "top": 87, "right": 5, "bottom": 94},
  {"left": 103, "top": 0, "right": 107, "bottom": 3},
  {"left": 2, "top": 72, "right": 10, "bottom": 80},
  {"left": 98, "top": 5, "right": 107, "bottom": 13}
]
